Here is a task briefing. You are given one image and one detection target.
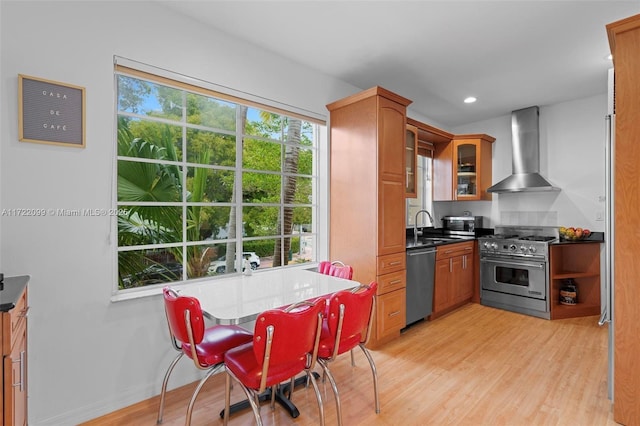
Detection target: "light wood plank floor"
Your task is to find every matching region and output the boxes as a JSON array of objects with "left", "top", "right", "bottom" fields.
[{"left": 83, "top": 304, "right": 616, "bottom": 425}]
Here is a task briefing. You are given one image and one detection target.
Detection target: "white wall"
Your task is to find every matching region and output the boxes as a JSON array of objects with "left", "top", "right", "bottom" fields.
[
  {"left": 437, "top": 93, "right": 607, "bottom": 232},
  {"left": 0, "top": 1, "right": 360, "bottom": 424}
]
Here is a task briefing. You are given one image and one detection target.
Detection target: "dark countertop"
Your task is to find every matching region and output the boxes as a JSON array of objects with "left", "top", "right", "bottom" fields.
[
  {"left": 0, "top": 275, "right": 30, "bottom": 312},
  {"left": 406, "top": 227, "right": 479, "bottom": 250},
  {"left": 552, "top": 231, "right": 605, "bottom": 245}
]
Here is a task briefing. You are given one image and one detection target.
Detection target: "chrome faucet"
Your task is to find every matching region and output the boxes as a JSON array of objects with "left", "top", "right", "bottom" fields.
[{"left": 414, "top": 209, "right": 434, "bottom": 243}]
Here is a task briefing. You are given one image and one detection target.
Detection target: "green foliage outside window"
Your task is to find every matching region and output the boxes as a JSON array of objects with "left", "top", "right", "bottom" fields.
[{"left": 115, "top": 73, "right": 318, "bottom": 289}]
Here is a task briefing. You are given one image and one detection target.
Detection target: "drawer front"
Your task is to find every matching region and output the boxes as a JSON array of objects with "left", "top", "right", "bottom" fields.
[
  {"left": 377, "top": 270, "right": 406, "bottom": 295},
  {"left": 3, "top": 287, "right": 28, "bottom": 352},
  {"left": 436, "top": 241, "right": 474, "bottom": 261},
  {"left": 377, "top": 252, "right": 405, "bottom": 275},
  {"left": 376, "top": 288, "right": 406, "bottom": 339}
]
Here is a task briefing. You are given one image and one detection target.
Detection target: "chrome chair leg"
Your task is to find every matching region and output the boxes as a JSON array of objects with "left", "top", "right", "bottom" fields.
[
  {"left": 350, "top": 349, "right": 356, "bottom": 367},
  {"left": 318, "top": 359, "right": 342, "bottom": 426},
  {"left": 224, "top": 371, "right": 232, "bottom": 426},
  {"left": 225, "top": 369, "right": 263, "bottom": 426},
  {"left": 157, "top": 352, "right": 184, "bottom": 424},
  {"left": 359, "top": 343, "right": 380, "bottom": 414},
  {"left": 185, "top": 363, "right": 224, "bottom": 425},
  {"left": 307, "top": 368, "right": 325, "bottom": 426}
]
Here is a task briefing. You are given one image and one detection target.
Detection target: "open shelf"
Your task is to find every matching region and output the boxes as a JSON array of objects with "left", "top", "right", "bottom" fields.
[{"left": 549, "top": 242, "right": 602, "bottom": 320}]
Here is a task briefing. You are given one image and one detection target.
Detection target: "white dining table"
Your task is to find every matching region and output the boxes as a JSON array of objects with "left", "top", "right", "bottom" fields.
[
  {"left": 178, "top": 266, "right": 360, "bottom": 420},
  {"left": 179, "top": 266, "right": 360, "bottom": 325}
]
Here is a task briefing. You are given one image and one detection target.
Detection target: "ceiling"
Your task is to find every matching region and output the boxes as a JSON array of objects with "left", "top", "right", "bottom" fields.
[{"left": 160, "top": 1, "right": 640, "bottom": 128}]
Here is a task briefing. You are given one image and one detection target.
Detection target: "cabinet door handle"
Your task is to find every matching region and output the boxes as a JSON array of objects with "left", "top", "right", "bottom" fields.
[
  {"left": 464, "top": 247, "right": 473, "bottom": 252},
  {"left": 389, "top": 279, "right": 402, "bottom": 285},
  {"left": 388, "top": 261, "right": 401, "bottom": 266},
  {"left": 449, "top": 258, "right": 453, "bottom": 273},
  {"left": 389, "top": 311, "right": 401, "bottom": 317},
  {"left": 463, "top": 255, "right": 466, "bottom": 269},
  {"left": 12, "top": 350, "right": 25, "bottom": 392}
]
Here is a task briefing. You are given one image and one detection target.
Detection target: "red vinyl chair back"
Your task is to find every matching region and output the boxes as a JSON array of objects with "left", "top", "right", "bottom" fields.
[
  {"left": 251, "top": 299, "right": 326, "bottom": 391},
  {"left": 324, "top": 281, "right": 377, "bottom": 358},
  {"left": 318, "top": 260, "right": 353, "bottom": 280},
  {"left": 223, "top": 298, "right": 327, "bottom": 425},
  {"left": 318, "top": 260, "right": 333, "bottom": 275},
  {"left": 163, "top": 288, "right": 206, "bottom": 348}
]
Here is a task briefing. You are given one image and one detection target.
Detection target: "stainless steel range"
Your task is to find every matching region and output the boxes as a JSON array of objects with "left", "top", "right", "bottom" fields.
[{"left": 479, "top": 226, "right": 559, "bottom": 319}]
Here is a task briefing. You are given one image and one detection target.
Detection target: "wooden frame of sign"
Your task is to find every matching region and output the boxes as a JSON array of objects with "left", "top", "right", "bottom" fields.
[{"left": 18, "top": 74, "right": 86, "bottom": 148}]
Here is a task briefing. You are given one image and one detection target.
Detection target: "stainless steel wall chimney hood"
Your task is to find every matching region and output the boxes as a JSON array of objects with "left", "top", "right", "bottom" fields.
[{"left": 487, "top": 106, "right": 560, "bottom": 193}]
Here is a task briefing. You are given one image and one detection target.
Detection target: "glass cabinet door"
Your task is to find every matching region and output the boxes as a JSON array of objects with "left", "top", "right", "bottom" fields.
[
  {"left": 454, "top": 141, "right": 478, "bottom": 198},
  {"left": 405, "top": 125, "right": 418, "bottom": 197}
]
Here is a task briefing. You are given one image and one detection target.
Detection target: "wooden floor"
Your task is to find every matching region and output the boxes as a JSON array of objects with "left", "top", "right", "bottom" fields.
[{"left": 82, "top": 304, "right": 616, "bottom": 426}]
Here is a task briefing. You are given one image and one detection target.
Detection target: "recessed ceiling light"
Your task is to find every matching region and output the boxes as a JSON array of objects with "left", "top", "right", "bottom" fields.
[{"left": 464, "top": 97, "right": 477, "bottom": 104}]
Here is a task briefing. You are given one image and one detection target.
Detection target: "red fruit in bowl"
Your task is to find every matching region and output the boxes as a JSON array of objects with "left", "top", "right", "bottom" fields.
[{"left": 583, "top": 229, "right": 591, "bottom": 237}]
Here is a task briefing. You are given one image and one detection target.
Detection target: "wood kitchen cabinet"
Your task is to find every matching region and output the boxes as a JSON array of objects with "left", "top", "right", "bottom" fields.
[
  {"left": 549, "top": 242, "right": 601, "bottom": 320},
  {"left": 405, "top": 124, "right": 418, "bottom": 197},
  {"left": 607, "top": 14, "right": 640, "bottom": 425},
  {"left": 432, "top": 241, "right": 474, "bottom": 319},
  {"left": 327, "top": 86, "right": 412, "bottom": 348},
  {"left": 434, "top": 134, "right": 495, "bottom": 201},
  {"left": 1, "top": 281, "right": 29, "bottom": 426}
]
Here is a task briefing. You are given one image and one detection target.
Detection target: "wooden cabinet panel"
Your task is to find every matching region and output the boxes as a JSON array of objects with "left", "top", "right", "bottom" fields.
[
  {"left": 434, "top": 258, "right": 453, "bottom": 313},
  {"left": 376, "top": 288, "right": 406, "bottom": 341},
  {"left": 2, "top": 285, "right": 28, "bottom": 426},
  {"left": 4, "top": 322, "right": 26, "bottom": 426},
  {"left": 377, "top": 252, "right": 405, "bottom": 275},
  {"left": 433, "top": 242, "right": 475, "bottom": 318},
  {"left": 378, "top": 179, "right": 407, "bottom": 255},
  {"left": 378, "top": 97, "right": 406, "bottom": 183},
  {"left": 607, "top": 15, "right": 640, "bottom": 424},
  {"left": 454, "top": 254, "right": 474, "bottom": 303},
  {"left": 376, "top": 271, "right": 405, "bottom": 295}
]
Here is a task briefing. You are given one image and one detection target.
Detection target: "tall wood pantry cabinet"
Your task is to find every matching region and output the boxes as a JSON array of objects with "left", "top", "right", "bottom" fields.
[
  {"left": 607, "top": 13, "right": 640, "bottom": 425},
  {"left": 327, "top": 86, "right": 412, "bottom": 348}
]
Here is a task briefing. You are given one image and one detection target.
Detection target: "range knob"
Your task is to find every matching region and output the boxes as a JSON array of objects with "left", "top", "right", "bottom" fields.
[
  {"left": 483, "top": 242, "right": 491, "bottom": 249},
  {"left": 520, "top": 245, "right": 527, "bottom": 252},
  {"left": 509, "top": 244, "right": 517, "bottom": 252},
  {"left": 491, "top": 242, "right": 498, "bottom": 250},
  {"left": 529, "top": 246, "right": 537, "bottom": 253}
]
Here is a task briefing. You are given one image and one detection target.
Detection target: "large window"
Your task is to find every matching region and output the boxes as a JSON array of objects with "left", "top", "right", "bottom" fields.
[
  {"left": 115, "top": 65, "right": 321, "bottom": 291},
  {"left": 406, "top": 146, "right": 434, "bottom": 227}
]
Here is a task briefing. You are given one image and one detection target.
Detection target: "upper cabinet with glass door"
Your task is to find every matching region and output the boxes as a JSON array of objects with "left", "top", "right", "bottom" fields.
[
  {"left": 434, "top": 134, "right": 495, "bottom": 201},
  {"left": 405, "top": 124, "right": 418, "bottom": 197}
]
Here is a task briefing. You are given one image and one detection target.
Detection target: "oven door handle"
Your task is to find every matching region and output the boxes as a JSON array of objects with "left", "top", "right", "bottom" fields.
[{"left": 481, "top": 258, "right": 545, "bottom": 269}]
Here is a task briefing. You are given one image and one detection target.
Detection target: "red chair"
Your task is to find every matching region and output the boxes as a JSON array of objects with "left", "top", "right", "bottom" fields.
[
  {"left": 158, "top": 287, "right": 253, "bottom": 425},
  {"left": 223, "top": 299, "right": 326, "bottom": 425},
  {"left": 318, "top": 260, "right": 353, "bottom": 280},
  {"left": 317, "top": 281, "right": 379, "bottom": 425}
]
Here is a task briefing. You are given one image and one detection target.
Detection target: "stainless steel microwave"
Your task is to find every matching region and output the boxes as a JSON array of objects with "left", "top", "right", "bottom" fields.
[{"left": 442, "top": 216, "right": 483, "bottom": 235}]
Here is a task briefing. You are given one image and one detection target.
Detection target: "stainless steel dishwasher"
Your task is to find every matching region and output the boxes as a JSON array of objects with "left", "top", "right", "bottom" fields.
[{"left": 406, "top": 247, "right": 436, "bottom": 326}]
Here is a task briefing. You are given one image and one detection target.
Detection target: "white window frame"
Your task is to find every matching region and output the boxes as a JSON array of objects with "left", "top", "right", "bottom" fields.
[{"left": 112, "top": 57, "right": 325, "bottom": 300}]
